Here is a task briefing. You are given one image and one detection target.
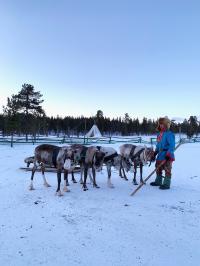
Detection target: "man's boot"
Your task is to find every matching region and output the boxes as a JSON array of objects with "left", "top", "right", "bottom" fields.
[
  {"left": 159, "top": 176, "right": 171, "bottom": 189},
  {"left": 150, "top": 176, "right": 162, "bottom": 186}
]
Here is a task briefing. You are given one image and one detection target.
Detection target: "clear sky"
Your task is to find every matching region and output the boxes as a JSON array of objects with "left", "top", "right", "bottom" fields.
[{"left": 0, "top": 0, "right": 199, "bottom": 122}]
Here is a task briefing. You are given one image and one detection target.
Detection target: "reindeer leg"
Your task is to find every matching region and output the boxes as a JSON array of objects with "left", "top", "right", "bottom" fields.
[
  {"left": 29, "top": 162, "right": 37, "bottom": 190},
  {"left": 92, "top": 166, "right": 100, "bottom": 188},
  {"left": 122, "top": 167, "right": 128, "bottom": 181},
  {"left": 79, "top": 165, "right": 84, "bottom": 184},
  {"left": 88, "top": 168, "right": 94, "bottom": 183},
  {"left": 82, "top": 166, "right": 88, "bottom": 191},
  {"left": 140, "top": 162, "right": 146, "bottom": 184},
  {"left": 65, "top": 170, "right": 69, "bottom": 186},
  {"left": 55, "top": 167, "right": 63, "bottom": 196},
  {"left": 132, "top": 161, "right": 138, "bottom": 185},
  {"left": 41, "top": 164, "right": 51, "bottom": 187},
  {"left": 107, "top": 162, "right": 114, "bottom": 188},
  {"left": 119, "top": 167, "right": 123, "bottom": 178},
  {"left": 63, "top": 169, "right": 70, "bottom": 192},
  {"left": 71, "top": 171, "right": 77, "bottom": 183}
]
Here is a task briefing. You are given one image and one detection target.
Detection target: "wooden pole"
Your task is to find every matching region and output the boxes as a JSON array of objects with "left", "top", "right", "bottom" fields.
[{"left": 130, "top": 138, "right": 186, "bottom": 197}]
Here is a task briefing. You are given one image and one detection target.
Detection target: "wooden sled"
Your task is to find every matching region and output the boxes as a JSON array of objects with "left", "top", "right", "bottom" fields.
[
  {"left": 20, "top": 166, "right": 81, "bottom": 173},
  {"left": 22, "top": 156, "right": 81, "bottom": 173}
]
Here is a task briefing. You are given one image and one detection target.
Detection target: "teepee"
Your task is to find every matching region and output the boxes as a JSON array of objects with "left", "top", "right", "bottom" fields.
[{"left": 85, "top": 125, "right": 101, "bottom": 138}]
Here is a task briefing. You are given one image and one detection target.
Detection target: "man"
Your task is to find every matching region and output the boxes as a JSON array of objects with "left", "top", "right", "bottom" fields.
[{"left": 150, "top": 117, "right": 175, "bottom": 189}]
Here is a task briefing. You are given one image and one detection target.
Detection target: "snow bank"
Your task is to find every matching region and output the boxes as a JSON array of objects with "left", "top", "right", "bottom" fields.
[{"left": 0, "top": 142, "right": 199, "bottom": 266}]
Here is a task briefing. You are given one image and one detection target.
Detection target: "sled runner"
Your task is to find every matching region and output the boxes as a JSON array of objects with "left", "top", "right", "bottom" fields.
[
  {"left": 21, "top": 156, "right": 81, "bottom": 173},
  {"left": 19, "top": 166, "right": 81, "bottom": 173}
]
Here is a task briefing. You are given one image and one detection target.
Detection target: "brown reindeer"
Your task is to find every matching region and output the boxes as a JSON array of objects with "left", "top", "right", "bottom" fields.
[
  {"left": 70, "top": 144, "right": 106, "bottom": 191},
  {"left": 119, "top": 144, "right": 155, "bottom": 185},
  {"left": 29, "top": 144, "right": 78, "bottom": 196}
]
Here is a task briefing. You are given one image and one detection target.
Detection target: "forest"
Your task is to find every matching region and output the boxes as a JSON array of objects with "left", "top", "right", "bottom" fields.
[{"left": 1, "top": 84, "right": 199, "bottom": 138}]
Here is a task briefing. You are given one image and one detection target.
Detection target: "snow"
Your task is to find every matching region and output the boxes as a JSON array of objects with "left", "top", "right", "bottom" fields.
[{"left": 0, "top": 141, "right": 200, "bottom": 266}]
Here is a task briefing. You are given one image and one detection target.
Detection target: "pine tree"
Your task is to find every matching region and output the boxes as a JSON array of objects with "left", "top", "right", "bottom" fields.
[
  {"left": 123, "top": 113, "right": 130, "bottom": 135},
  {"left": 136, "top": 118, "right": 140, "bottom": 136},
  {"left": 3, "top": 95, "right": 21, "bottom": 147},
  {"left": 96, "top": 110, "right": 104, "bottom": 135},
  {"left": 187, "top": 116, "right": 198, "bottom": 138},
  {"left": 0, "top": 114, "right": 6, "bottom": 137},
  {"left": 17, "top": 84, "right": 44, "bottom": 140}
]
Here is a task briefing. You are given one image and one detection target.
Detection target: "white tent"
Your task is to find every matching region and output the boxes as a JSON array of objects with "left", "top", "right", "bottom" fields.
[{"left": 85, "top": 125, "right": 102, "bottom": 138}]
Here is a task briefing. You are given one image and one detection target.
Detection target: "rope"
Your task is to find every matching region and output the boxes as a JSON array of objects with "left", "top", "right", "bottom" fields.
[{"left": 71, "top": 120, "right": 85, "bottom": 131}]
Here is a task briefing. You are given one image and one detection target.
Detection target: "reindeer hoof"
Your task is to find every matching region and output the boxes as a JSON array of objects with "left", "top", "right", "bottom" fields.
[
  {"left": 72, "top": 180, "right": 77, "bottom": 183},
  {"left": 55, "top": 191, "right": 63, "bottom": 197},
  {"left": 82, "top": 186, "right": 88, "bottom": 191},
  {"left": 93, "top": 184, "right": 100, "bottom": 188},
  {"left": 123, "top": 177, "right": 128, "bottom": 181},
  {"left": 44, "top": 182, "right": 51, "bottom": 187},
  {"left": 63, "top": 187, "right": 70, "bottom": 192},
  {"left": 66, "top": 182, "right": 69, "bottom": 186},
  {"left": 107, "top": 181, "right": 115, "bottom": 188}
]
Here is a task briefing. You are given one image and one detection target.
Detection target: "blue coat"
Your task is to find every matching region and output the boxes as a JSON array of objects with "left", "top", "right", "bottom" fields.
[{"left": 155, "top": 130, "right": 175, "bottom": 162}]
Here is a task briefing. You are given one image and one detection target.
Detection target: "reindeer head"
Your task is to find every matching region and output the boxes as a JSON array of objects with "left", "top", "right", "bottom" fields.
[
  {"left": 122, "top": 155, "right": 134, "bottom": 173},
  {"left": 64, "top": 148, "right": 79, "bottom": 172},
  {"left": 144, "top": 145, "right": 155, "bottom": 162},
  {"left": 93, "top": 150, "right": 106, "bottom": 172}
]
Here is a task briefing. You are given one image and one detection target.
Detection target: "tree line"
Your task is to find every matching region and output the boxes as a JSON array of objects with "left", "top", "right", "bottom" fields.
[{"left": 1, "top": 84, "right": 200, "bottom": 143}]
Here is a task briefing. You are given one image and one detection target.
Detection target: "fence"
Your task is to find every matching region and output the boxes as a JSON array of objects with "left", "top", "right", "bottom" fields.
[{"left": 1, "top": 135, "right": 198, "bottom": 146}]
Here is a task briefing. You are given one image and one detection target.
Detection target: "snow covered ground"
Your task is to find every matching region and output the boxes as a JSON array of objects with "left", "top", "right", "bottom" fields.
[{"left": 0, "top": 141, "right": 200, "bottom": 266}]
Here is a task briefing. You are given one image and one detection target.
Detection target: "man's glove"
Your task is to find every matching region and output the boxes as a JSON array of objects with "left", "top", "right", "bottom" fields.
[
  {"left": 153, "top": 152, "right": 157, "bottom": 160},
  {"left": 165, "top": 155, "right": 171, "bottom": 161}
]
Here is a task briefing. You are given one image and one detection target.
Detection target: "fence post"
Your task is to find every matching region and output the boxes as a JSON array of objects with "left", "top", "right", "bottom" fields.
[{"left": 57, "top": 126, "right": 59, "bottom": 138}]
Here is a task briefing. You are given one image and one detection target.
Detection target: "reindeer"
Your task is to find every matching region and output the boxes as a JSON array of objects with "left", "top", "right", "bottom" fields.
[
  {"left": 29, "top": 144, "right": 78, "bottom": 196},
  {"left": 87, "top": 146, "right": 134, "bottom": 188},
  {"left": 70, "top": 144, "right": 106, "bottom": 191},
  {"left": 119, "top": 144, "right": 155, "bottom": 185}
]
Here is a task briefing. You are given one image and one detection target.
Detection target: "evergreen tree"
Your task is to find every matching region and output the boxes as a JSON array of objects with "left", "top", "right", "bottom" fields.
[
  {"left": 187, "top": 116, "right": 198, "bottom": 138},
  {"left": 96, "top": 110, "right": 104, "bottom": 134},
  {"left": 123, "top": 113, "right": 130, "bottom": 135},
  {"left": 141, "top": 117, "right": 147, "bottom": 135},
  {"left": 3, "top": 95, "right": 21, "bottom": 147},
  {"left": 0, "top": 114, "right": 6, "bottom": 137},
  {"left": 17, "top": 84, "right": 44, "bottom": 140},
  {"left": 136, "top": 118, "right": 140, "bottom": 136}
]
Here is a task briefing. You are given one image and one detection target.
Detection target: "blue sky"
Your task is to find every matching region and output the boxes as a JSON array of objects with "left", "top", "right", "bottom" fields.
[{"left": 0, "top": 0, "right": 199, "bottom": 122}]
